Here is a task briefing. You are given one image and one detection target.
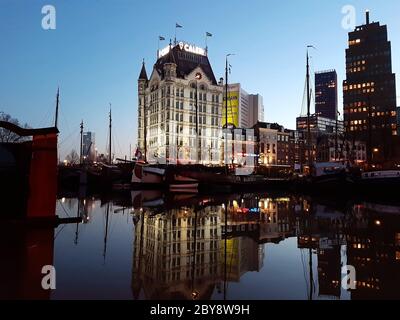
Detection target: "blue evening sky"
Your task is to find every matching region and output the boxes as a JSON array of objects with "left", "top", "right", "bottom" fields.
[{"left": 1, "top": 0, "right": 399, "bottom": 159}]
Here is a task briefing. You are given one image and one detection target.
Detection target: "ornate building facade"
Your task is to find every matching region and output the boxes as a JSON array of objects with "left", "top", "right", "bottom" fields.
[{"left": 137, "top": 42, "right": 224, "bottom": 164}]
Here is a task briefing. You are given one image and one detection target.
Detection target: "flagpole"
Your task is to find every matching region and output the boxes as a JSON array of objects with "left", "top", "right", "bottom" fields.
[
  {"left": 174, "top": 25, "right": 177, "bottom": 45},
  {"left": 205, "top": 32, "right": 212, "bottom": 56},
  {"left": 175, "top": 23, "right": 182, "bottom": 45},
  {"left": 158, "top": 36, "right": 165, "bottom": 59}
]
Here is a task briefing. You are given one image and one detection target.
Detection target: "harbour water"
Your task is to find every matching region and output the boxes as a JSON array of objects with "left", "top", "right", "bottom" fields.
[{"left": 2, "top": 191, "right": 400, "bottom": 300}]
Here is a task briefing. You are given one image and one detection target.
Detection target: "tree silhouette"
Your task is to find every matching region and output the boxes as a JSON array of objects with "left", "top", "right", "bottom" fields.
[{"left": 0, "top": 112, "right": 30, "bottom": 143}]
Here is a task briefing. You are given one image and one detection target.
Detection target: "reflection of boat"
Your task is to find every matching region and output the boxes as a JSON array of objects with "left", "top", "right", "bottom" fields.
[
  {"left": 170, "top": 183, "right": 199, "bottom": 193},
  {"left": 131, "top": 190, "right": 164, "bottom": 208},
  {"left": 314, "top": 204, "right": 346, "bottom": 220},
  {"left": 363, "top": 202, "right": 400, "bottom": 215}
]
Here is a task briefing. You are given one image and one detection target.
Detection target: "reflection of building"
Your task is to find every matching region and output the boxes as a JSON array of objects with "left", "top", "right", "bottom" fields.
[
  {"left": 138, "top": 42, "right": 223, "bottom": 164},
  {"left": 221, "top": 237, "right": 263, "bottom": 282},
  {"left": 317, "top": 246, "right": 341, "bottom": 298},
  {"left": 83, "top": 132, "right": 95, "bottom": 162},
  {"left": 258, "top": 197, "right": 295, "bottom": 243},
  {"left": 223, "top": 84, "right": 264, "bottom": 128},
  {"left": 221, "top": 199, "right": 264, "bottom": 281},
  {"left": 296, "top": 200, "right": 400, "bottom": 300},
  {"left": 315, "top": 70, "right": 338, "bottom": 120},
  {"left": 132, "top": 206, "right": 222, "bottom": 299},
  {"left": 346, "top": 206, "right": 400, "bottom": 300},
  {"left": 343, "top": 11, "right": 398, "bottom": 162},
  {"left": 224, "top": 196, "right": 296, "bottom": 244},
  {"left": 296, "top": 203, "right": 345, "bottom": 300}
]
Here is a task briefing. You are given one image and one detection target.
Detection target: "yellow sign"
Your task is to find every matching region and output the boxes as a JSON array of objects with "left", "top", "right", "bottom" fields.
[{"left": 222, "top": 91, "right": 239, "bottom": 128}]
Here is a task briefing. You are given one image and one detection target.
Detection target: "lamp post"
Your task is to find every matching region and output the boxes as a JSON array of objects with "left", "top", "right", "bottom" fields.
[
  {"left": 195, "top": 72, "right": 202, "bottom": 164},
  {"left": 225, "top": 53, "right": 235, "bottom": 172},
  {"left": 373, "top": 148, "right": 379, "bottom": 165}
]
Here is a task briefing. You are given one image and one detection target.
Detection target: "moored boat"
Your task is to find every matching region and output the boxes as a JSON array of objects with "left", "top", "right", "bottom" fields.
[{"left": 357, "top": 170, "right": 400, "bottom": 192}]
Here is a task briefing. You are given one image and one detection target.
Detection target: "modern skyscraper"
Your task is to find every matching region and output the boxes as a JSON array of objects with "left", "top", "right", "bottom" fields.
[
  {"left": 137, "top": 41, "right": 223, "bottom": 164},
  {"left": 397, "top": 106, "right": 400, "bottom": 136},
  {"left": 224, "top": 83, "right": 264, "bottom": 128},
  {"left": 343, "top": 11, "right": 397, "bottom": 162},
  {"left": 249, "top": 94, "right": 265, "bottom": 125},
  {"left": 315, "top": 70, "right": 338, "bottom": 120},
  {"left": 82, "top": 132, "right": 95, "bottom": 162}
]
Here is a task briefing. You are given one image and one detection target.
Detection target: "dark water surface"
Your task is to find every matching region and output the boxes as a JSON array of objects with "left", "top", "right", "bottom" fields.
[{"left": 2, "top": 191, "right": 400, "bottom": 300}]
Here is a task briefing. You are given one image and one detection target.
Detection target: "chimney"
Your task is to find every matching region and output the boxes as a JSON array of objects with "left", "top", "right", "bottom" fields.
[{"left": 366, "top": 10, "right": 370, "bottom": 25}]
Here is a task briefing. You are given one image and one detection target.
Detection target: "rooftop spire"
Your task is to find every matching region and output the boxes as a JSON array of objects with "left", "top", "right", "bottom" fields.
[
  {"left": 366, "top": 10, "right": 370, "bottom": 25},
  {"left": 138, "top": 59, "right": 148, "bottom": 81}
]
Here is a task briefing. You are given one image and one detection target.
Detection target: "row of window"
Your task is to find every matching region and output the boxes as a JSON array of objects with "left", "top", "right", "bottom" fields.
[
  {"left": 343, "top": 82, "right": 375, "bottom": 91},
  {"left": 346, "top": 50, "right": 391, "bottom": 63},
  {"left": 348, "top": 124, "right": 395, "bottom": 131},
  {"left": 149, "top": 99, "right": 220, "bottom": 114}
]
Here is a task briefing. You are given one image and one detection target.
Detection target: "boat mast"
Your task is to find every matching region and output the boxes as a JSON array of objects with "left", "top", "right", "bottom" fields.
[
  {"left": 109, "top": 103, "right": 112, "bottom": 164},
  {"left": 224, "top": 54, "right": 233, "bottom": 172},
  {"left": 80, "top": 120, "right": 84, "bottom": 165},
  {"left": 306, "top": 49, "right": 312, "bottom": 171},
  {"left": 308, "top": 213, "right": 314, "bottom": 300},
  {"left": 191, "top": 207, "right": 198, "bottom": 299},
  {"left": 224, "top": 201, "right": 228, "bottom": 300},
  {"left": 74, "top": 199, "right": 82, "bottom": 245},
  {"left": 55, "top": 87, "right": 60, "bottom": 129},
  {"left": 103, "top": 202, "right": 110, "bottom": 264}
]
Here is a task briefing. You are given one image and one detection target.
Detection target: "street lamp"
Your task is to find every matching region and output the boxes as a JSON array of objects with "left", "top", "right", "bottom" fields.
[
  {"left": 372, "top": 148, "right": 379, "bottom": 165},
  {"left": 195, "top": 72, "right": 202, "bottom": 164},
  {"left": 224, "top": 53, "right": 235, "bottom": 170}
]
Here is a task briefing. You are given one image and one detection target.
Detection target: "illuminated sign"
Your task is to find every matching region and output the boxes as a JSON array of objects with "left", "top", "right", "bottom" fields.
[
  {"left": 158, "top": 46, "right": 171, "bottom": 58},
  {"left": 158, "top": 42, "right": 206, "bottom": 58}
]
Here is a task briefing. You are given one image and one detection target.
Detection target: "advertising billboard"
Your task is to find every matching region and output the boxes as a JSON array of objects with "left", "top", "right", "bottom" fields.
[{"left": 222, "top": 91, "right": 239, "bottom": 128}]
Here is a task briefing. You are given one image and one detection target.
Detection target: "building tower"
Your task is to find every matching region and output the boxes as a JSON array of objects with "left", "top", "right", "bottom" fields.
[
  {"left": 138, "top": 60, "right": 148, "bottom": 159},
  {"left": 315, "top": 70, "right": 338, "bottom": 120},
  {"left": 343, "top": 11, "right": 397, "bottom": 163},
  {"left": 137, "top": 41, "right": 223, "bottom": 164}
]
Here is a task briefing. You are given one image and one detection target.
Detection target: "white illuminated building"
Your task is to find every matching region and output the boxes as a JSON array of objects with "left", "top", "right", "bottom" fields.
[{"left": 137, "top": 42, "right": 224, "bottom": 164}]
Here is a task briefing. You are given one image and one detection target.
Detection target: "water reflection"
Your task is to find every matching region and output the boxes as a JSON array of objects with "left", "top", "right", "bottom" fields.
[{"left": 2, "top": 191, "right": 400, "bottom": 300}]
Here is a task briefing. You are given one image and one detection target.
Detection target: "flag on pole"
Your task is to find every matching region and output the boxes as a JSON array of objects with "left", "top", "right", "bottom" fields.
[
  {"left": 159, "top": 36, "right": 165, "bottom": 41},
  {"left": 176, "top": 23, "right": 183, "bottom": 28},
  {"left": 206, "top": 32, "right": 212, "bottom": 37}
]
